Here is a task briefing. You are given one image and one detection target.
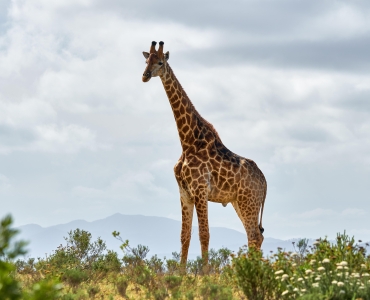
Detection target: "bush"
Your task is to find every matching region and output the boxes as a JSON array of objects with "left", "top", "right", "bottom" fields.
[
  {"left": 232, "top": 246, "right": 280, "bottom": 300},
  {"left": 6, "top": 215, "right": 370, "bottom": 300},
  {"left": 0, "top": 214, "right": 62, "bottom": 300},
  {"left": 61, "top": 268, "right": 89, "bottom": 287}
]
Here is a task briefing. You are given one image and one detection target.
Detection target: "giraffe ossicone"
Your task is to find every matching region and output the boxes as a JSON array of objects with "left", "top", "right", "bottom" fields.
[{"left": 142, "top": 41, "right": 267, "bottom": 265}]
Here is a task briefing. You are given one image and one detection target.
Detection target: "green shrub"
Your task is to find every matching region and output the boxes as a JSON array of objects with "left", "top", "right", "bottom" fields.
[
  {"left": 164, "top": 275, "right": 182, "bottom": 298},
  {"left": 115, "top": 276, "right": 129, "bottom": 298},
  {"left": 0, "top": 214, "right": 62, "bottom": 300},
  {"left": 199, "top": 276, "right": 233, "bottom": 300},
  {"left": 61, "top": 268, "right": 88, "bottom": 287},
  {"left": 232, "top": 247, "right": 280, "bottom": 300},
  {"left": 87, "top": 284, "right": 100, "bottom": 298}
]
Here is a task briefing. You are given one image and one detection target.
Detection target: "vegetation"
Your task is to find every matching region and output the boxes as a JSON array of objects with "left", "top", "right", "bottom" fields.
[{"left": 1, "top": 214, "right": 370, "bottom": 299}]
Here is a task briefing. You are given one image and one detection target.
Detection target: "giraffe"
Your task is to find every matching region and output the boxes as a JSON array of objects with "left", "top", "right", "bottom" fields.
[{"left": 142, "top": 41, "right": 267, "bottom": 265}]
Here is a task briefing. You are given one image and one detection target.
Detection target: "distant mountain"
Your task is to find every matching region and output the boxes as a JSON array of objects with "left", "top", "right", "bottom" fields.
[{"left": 16, "top": 214, "right": 303, "bottom": 259}]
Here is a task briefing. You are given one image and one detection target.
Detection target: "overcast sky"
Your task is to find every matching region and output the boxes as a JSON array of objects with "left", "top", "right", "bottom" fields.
[{"left": 1, "top": 0, "right": 370, "bottom": 241}]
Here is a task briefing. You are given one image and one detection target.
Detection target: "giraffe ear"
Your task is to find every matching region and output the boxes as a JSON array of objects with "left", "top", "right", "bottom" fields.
[
  {"left": 143, "top": 52, "right": 150, "bottom": 59},
  {"left": 164, "top": 51, "right": 170, "bottom": 61}
]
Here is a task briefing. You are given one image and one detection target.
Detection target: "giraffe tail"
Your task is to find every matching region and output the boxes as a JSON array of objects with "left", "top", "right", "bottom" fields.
[{"left": 259, "top": 188, "right": 266, "bottom": 235}]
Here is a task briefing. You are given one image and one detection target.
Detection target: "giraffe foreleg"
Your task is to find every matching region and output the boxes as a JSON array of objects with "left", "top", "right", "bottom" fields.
[
  {"left": 180, "top": 196, "right": 194, "bottom": 266},
  {"left": 194, "top": 190, "right": 210, "bottom": 266}
]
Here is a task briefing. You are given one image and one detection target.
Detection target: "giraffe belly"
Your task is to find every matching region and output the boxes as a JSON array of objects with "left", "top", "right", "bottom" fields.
[{"left": 207, "top": 186, "right": 237, "bottom": 204}]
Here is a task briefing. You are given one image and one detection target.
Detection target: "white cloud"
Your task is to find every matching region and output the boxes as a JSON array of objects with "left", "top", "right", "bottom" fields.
[
  {"left": 0, "top": 174, "right": 11, "bottom": 191},
  {"left": 295, "top": 208, "right": 367, "bottom": 219},
  {"left": 33, "top": 124, "right": 102, "bottom": 153},
  {"left": 1, "top": 0, "right": 370, "bottom": 242}
]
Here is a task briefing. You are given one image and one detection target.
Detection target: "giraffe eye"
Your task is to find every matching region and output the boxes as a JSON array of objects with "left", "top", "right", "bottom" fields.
[{"left": 158, "top": 62, "right": 163, "bottom": 65}]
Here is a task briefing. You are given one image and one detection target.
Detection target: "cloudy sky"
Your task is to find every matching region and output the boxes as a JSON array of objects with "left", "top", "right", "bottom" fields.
[{"left": 1, "top": 0, "right": 370, "bottom": 241}]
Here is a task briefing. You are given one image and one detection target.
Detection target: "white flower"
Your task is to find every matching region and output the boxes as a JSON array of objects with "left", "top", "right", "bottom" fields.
[
  {"left": 281, "top": 274, "right": 289, "bottom": 281},
  {"left": 337, "top": 266, "right": 343, "bottom": 270},
  {"left": 315, "top": 276, "right": 321, "bottom": 281},
  {"left": 275, "top": 276, "right": 280, "bottom": 280},
  {"left": 339, "top": 261, "right": 348, "bottom": 266},
  {"left": 313, "top": 241, "right": 320, "bottom": 246},
  {"left": 361, "top": 264, "right": 366, "bottom": 269},
  {"left": 317, "top": 266, "right": 325, "bottom": 272},
  {"left": 312, "top": 283, "right": 319, "bottom": 287},
  {"left": 290, "top": 252, "right": 298, "bottom": 257},
  {"left": 337, "top": 282, "right": 345, "bottom": 287},
  {"left": 293, "top": 288, "right": 298, "bottom": 292},
  {"left": 298, "top": 278, "right": 304, "bottom": 282},
  {"left": 292, "top": 263, "right": 297, "bottom": 267},
  {"left": 351, "top": 273, "right": 360, "bottom": 278},
  {"left": 332, "top": 280, "right": 338, "bottom": 284},
  {"left": 339, "top": 290, "right": 345, "bottom": 294},
  {"left": 322, "top": 258, "right": 330, "bottom": 264},
  {"left": 301, "top": 289, "right": 306, "bottom": 292},
  {"left": 282, "top": 290, "right": 289, "bottom": 296},
  {"left": 305, "top": 269, "right": 313, "bottom": 275},
  {"left": 359, "top": 286, "right": 365, "bottom": 290},
  {"left": 275, "top": 270, "right": 284, "bottom": 275},
  {"left": 310, "top": 259, "right": 316, "bottom": 265},
  {"left": 362, "top": 273, "right": 369, "bottom": 277}
]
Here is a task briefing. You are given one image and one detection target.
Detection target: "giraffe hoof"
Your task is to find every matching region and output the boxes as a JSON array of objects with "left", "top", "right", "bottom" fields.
[{"left": 222, "top": 203, "right": 227, "bottom": 207}]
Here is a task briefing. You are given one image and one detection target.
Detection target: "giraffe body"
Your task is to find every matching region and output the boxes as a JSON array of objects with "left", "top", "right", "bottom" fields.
[{"left": 142, "top": 41, "right": 267, "bottom": 265}]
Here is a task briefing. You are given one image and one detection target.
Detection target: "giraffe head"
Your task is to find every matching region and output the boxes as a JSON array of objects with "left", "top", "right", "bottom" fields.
[{"left": 142, "top": 41, "right": 170, "bottom": 82}]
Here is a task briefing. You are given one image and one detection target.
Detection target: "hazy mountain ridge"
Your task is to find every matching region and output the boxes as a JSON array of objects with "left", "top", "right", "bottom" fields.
[{"left": 17, "top": 214, "right": 310, "bottom": 259}]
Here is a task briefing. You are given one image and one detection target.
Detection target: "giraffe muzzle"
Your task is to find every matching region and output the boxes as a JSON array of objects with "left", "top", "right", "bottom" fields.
[{"left": 142, "top": 71, "right": 151, "bottom": 82}]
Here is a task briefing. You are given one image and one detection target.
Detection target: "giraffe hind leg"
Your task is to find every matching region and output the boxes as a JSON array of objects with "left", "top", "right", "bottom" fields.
[{"left": 232, "top": 199, "right": 264, "bottom": 249}]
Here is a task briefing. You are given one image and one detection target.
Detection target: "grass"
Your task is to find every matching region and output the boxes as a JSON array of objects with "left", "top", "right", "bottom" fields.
[{"left": 1, "top": 214, "right": 370, "bottom": 299}]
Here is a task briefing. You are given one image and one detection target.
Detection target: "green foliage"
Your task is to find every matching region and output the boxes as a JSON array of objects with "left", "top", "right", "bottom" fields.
[
  {"left": 61, "top": 269, "right": 88, "bottom": 288},
  {"left": 232, "top": 232, "right": 370, "bottom": 299},
  {"left": 0, "top": 214, "right": 62, "bottom": 300},
  {"left": 115, "top": 276, "right": 129, "bottom": 298},
  {"left": 23, "top": 280, "right": 63, "bottom": 300},
  {"left": 4, "top": 214, "right": 370, "bottom": 299},
  {"left": 199, "top": 276, "right": 233, "bottom": 300},
  {"left": 232, "top": 246, "right": 280, "bottom": 300}
]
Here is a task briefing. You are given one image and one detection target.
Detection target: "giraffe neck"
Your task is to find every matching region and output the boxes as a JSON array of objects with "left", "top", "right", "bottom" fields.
[{"left": 160, "top": 64, "right": 221, "bottom": 152}]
